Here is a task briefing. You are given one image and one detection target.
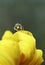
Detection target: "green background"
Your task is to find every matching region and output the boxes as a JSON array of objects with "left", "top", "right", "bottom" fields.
[{"left": 0, "top": 0, "right": 45, "bottom": 64}]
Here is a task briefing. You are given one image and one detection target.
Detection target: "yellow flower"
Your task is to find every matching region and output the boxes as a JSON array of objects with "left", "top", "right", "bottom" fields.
[{"left": 0, "top": 30, "right": 44, "bottom": 65}]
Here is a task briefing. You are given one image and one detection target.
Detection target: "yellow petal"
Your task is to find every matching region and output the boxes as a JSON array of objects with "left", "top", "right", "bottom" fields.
[
  {"left": 13, "top": 30, "right": 36, "bottom": 42},
  {"left": 18, "top": 40, "right": 36, "bottom": 59},
  {"left": 2, "top": 30, "right": 13, "bottom": 40},
  {"left": 0, "top": 40, "right": 20, "bottom": 65},
  {"left": 13, "top": 30, "right": 36, "bottom": 64},
  {"left": 35, "top": 56, "right": 44, "bottom": 65},
  {"left": 28, "top": 49, "right": 44, "bottom": 65}
]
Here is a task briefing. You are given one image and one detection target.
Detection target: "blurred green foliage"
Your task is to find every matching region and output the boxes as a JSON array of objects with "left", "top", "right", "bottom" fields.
[{"left": 0, "top": 0, "right": 45, "bottom": 64}]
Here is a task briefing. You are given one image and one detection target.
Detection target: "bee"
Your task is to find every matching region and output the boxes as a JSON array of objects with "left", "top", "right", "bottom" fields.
[{"left": 14, "top": 23, "right": 24, "bottom": 31}]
